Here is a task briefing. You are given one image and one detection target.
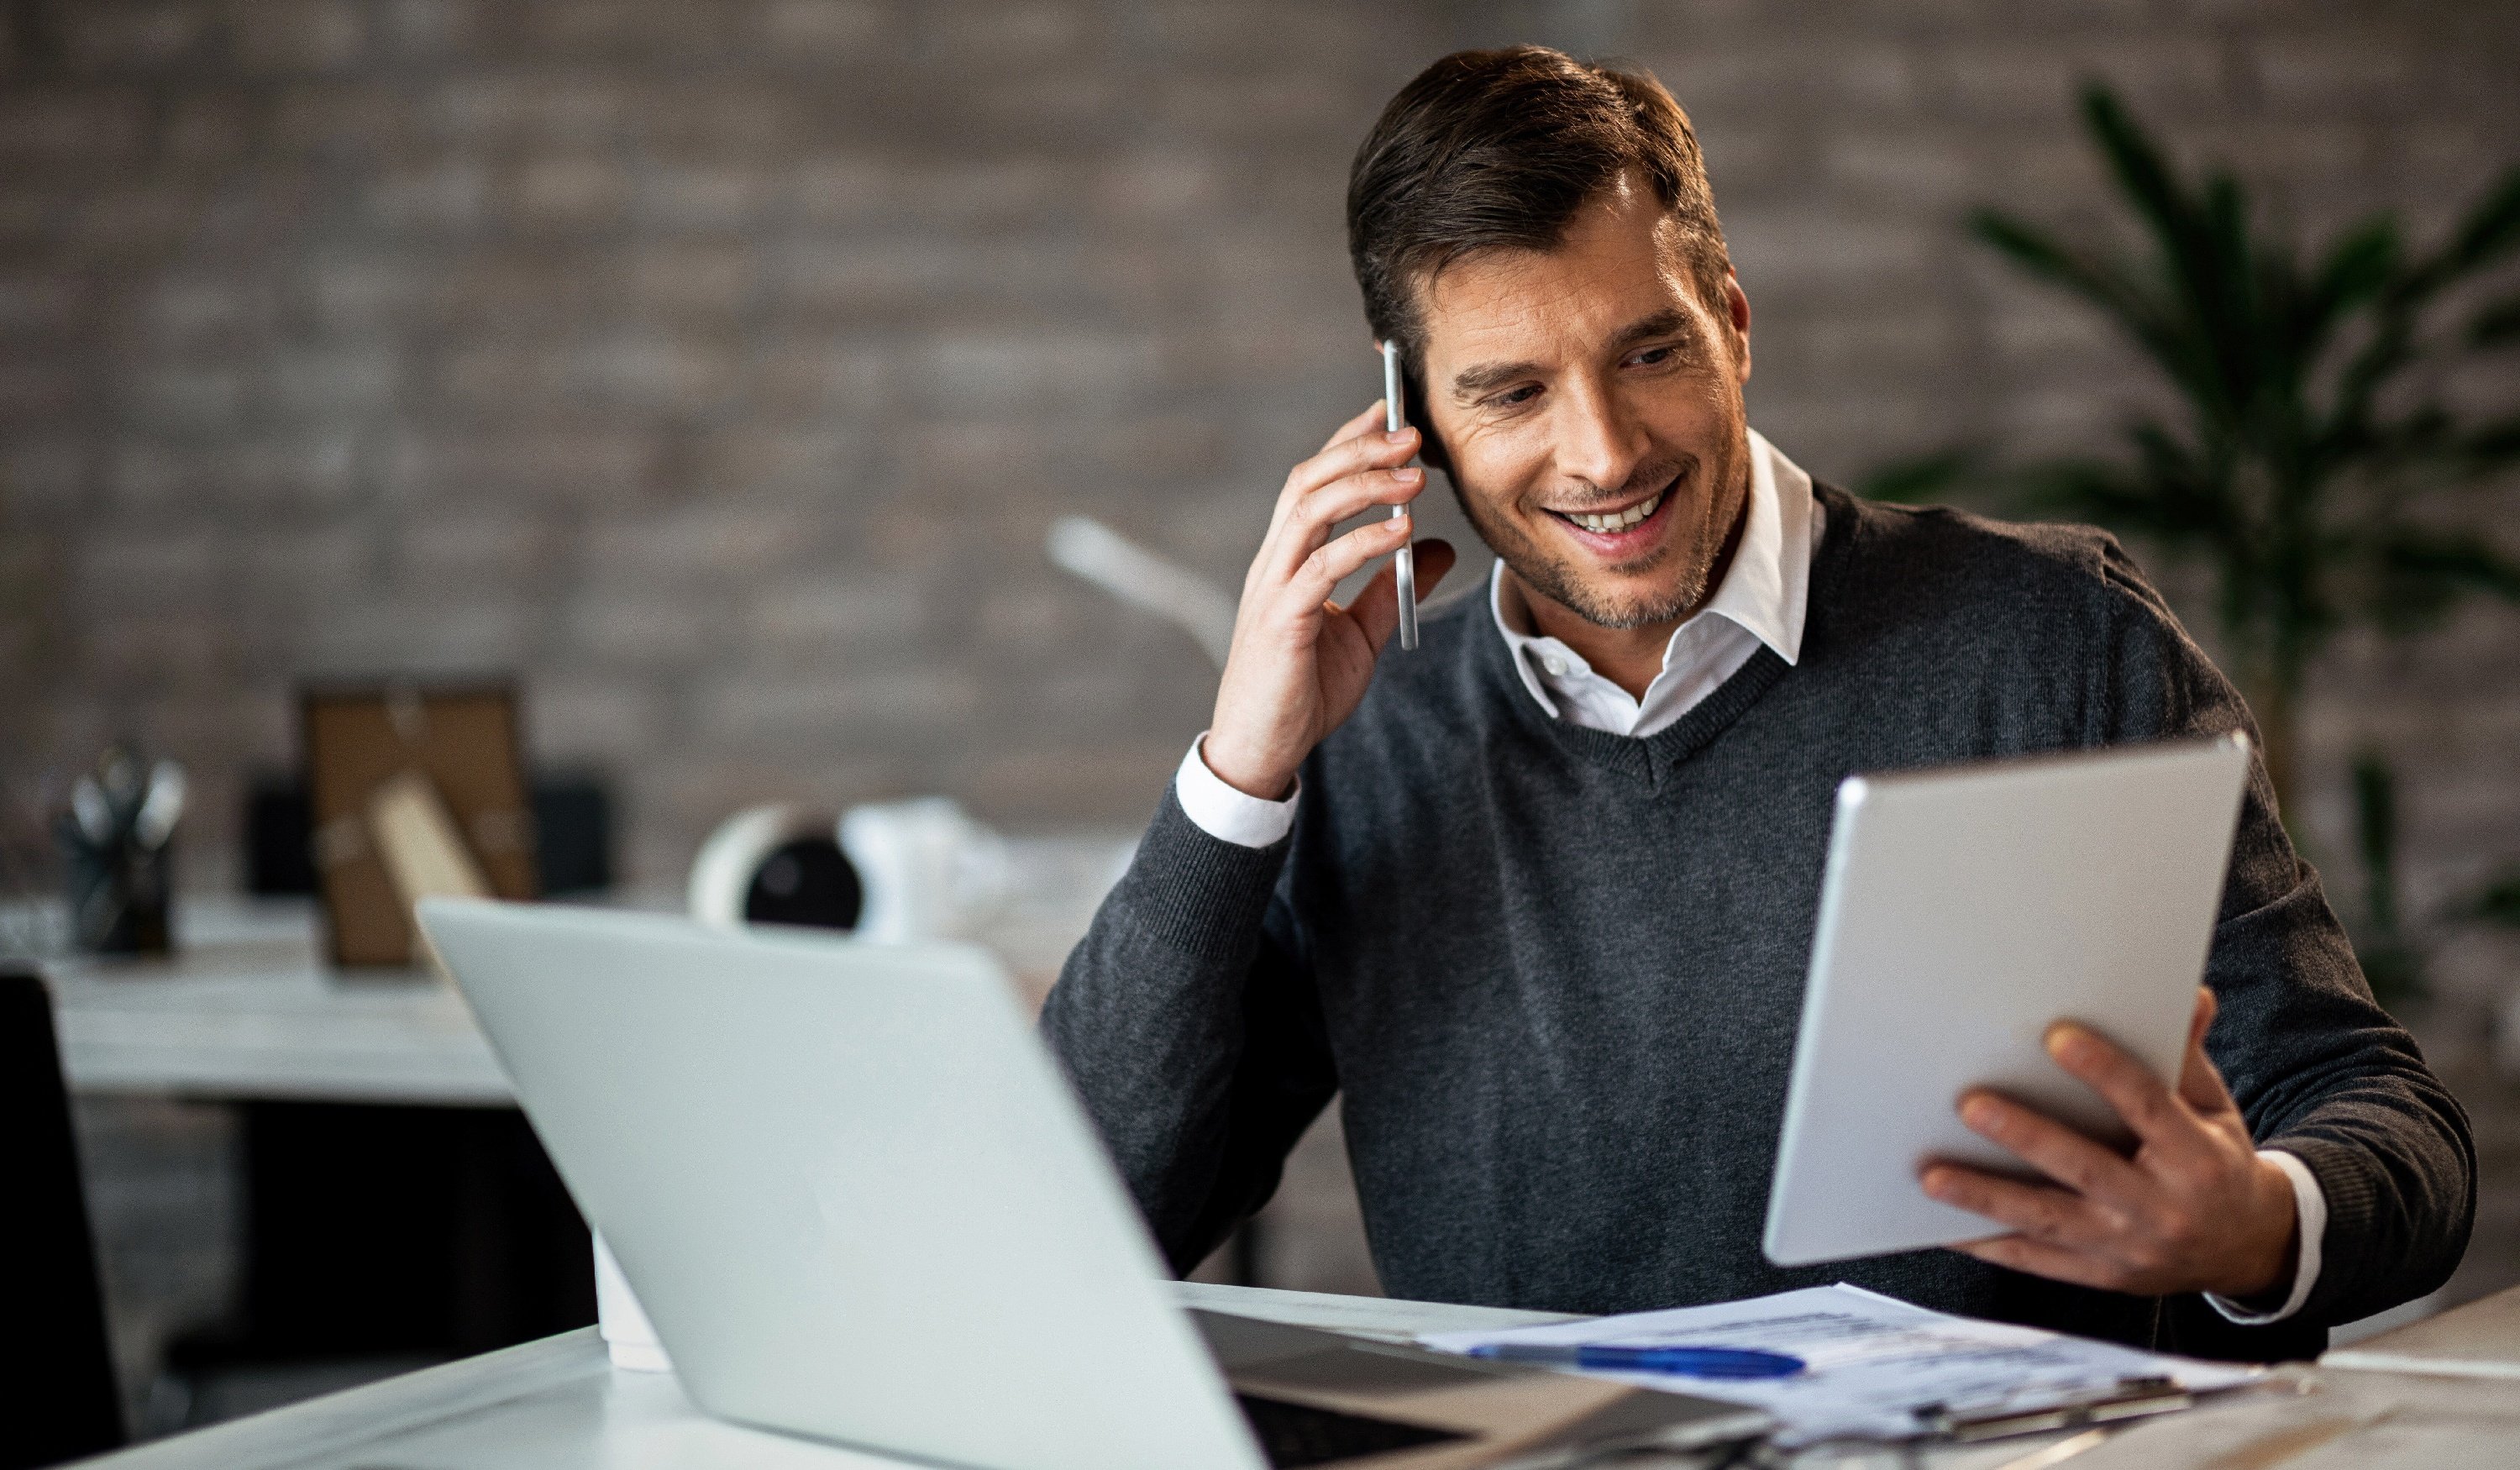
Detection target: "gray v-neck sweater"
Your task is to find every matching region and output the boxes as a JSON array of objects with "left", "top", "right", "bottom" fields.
[{"left": 1042, "top": 486, "right": 2470, "bottom": 1358}]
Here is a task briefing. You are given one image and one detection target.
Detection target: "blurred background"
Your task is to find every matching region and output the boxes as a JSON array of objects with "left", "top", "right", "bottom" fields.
[{"left": 3, "top": 0, "right": 2517, "bottom": 1446}]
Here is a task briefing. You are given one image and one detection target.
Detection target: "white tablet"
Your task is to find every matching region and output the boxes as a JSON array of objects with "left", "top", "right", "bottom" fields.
[{"left": 1762, "top": 733, "right": 2252, "bottom": 1268}]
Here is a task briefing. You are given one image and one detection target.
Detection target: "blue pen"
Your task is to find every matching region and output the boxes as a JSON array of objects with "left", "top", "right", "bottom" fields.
[{"left": 1467, "top": 1343, "right": 1805, "bottom": 1379}]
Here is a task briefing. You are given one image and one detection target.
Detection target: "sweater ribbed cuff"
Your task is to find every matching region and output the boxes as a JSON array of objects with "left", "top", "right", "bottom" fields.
[
  {"left": 2203, "top": 1151, "right": 2324, "bottom": 1324},
  {"left": 1113, "top": 786, "right": 1292, "bottom": 966},
  {"left": 2263, "top": 1132, "right": 2373, "bottom": 1322}
]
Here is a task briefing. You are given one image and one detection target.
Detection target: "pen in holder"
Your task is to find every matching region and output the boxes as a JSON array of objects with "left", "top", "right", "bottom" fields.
[
  {"left": 57, "top": 747, "right": 185, "bottom": 956},
  {"left": 1381, "top": 339, "right": 1419, "bottom": 652}
]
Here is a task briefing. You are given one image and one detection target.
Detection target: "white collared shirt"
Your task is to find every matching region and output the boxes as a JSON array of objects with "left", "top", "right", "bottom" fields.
[
  {"left": 1167, "top": 430, "right": 2322, "bottom": 1325},
  {"left": 1491, "top": 427, "right": 1817, "bottom": 738}
]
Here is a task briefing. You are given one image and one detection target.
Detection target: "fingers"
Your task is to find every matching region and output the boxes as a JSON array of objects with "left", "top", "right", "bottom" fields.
[
  {"left": 2176, "top": 987, "right": 2239, "bottom": 1115},
  {"left": 1287, "top": 459, "right": 1425, "bottom": 536},
  {"left": 1949, "top": 1232, "right": 2130, "bottom": 1293},
  {"left": 2188, "top": 985, "right": 2218, "bottom": 1049},
  {"left": 1938, "top": 990, "right": 2290, "bottom": 1301},
  {"left": 1919, "top": 1163, "right": 2118, "bottom": 1252},
  {"left": 1282, "top": 515, "right": 1416, "bottom": 609},
  {"left": 1344, "top": 538, "right": 1457, "bottom": 648},
  {"left": 1263, "top": 465, "right": 1425, "bottom": 588},
  {"left": 2044, "top": 1020, "right": 2206, "bottom": 1159},
  {"left": 1956, "top": 1090, "right": 2146, "bottom": 1206},
  {"left": 1317, "top": 401, "right": 1392, "bottom": 456},
  {"left": 1272, "top": 421, "right": 1420, "bottom": 538}
]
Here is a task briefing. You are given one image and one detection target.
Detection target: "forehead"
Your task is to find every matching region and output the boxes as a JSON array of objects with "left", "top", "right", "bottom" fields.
[{"left": 1416, "top": 177, "right": 1704, "bottom": 370}]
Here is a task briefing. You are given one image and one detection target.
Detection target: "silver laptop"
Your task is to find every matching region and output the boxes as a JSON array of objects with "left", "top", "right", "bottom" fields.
[{"left": 418, "top": 900, "right": 1767, "bottom": 1470}]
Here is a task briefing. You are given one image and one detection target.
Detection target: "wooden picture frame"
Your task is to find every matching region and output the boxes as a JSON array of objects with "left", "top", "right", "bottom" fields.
[{"left": 300, "top": 680, "right": 540, "bottom": 968}]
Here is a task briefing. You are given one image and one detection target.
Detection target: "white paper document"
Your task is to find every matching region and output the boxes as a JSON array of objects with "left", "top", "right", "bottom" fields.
[{"left": 1420, "top": 1284, "right": 2261, "bottom": 1445}]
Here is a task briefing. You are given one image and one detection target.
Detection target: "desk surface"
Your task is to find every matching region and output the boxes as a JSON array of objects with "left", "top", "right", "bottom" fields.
[
  {"left": 35, "top": 857, "right": 1123, "bottom": 1105},
  {"left": 75, "top": 1283, "right": 2520, "bottom": 1470},
  {"left": 40, "top": 898, "right": 507, "bottom": 1105},
  {"left": 75, "top": 1284, "right": 1578, "bottom": 1470}
]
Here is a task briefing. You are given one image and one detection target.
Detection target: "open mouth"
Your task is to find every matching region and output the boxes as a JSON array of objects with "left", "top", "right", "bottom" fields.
[{"left": 1542, "top": 475, "right": 1678, "bottom": 547}]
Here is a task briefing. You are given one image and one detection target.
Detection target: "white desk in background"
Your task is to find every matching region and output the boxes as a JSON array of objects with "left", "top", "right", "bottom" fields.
[
  {"left": 38, "top": 897, "right": 508, "bottom": 1105},
  {"left": 72, "top": 1283, "right": 2520, "bottom": 1470},
  {"left": 30, "top": 854, "right": 1121, "bottom": 1106}
]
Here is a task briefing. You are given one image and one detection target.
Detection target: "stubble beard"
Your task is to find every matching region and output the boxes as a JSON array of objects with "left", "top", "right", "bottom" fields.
[{"left": 1451, "top": 456, "right": 1737, "bottom": 632}]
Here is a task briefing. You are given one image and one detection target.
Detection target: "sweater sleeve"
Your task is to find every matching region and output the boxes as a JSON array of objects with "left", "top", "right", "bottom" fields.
[
  {"left": 2093, "top": 539, "right": 2475, "bottom": 1333},
  {"left": 1039, "top": 786, "right": 1339, "bottom": 1275}
]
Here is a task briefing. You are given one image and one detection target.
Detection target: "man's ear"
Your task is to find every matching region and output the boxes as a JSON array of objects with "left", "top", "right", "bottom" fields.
[
  {"left": 1370, "top": 333, "right": 1446, "bottom": 470},
  {"left": 1723, "top": 270, "right": 1752, "bottom": 384},
  {"left": 1389, "top": 346, "right": 1455, "bottom": 476},
  {"left": 1406, "top": 371, "right": 1457, "bottom": 476}
]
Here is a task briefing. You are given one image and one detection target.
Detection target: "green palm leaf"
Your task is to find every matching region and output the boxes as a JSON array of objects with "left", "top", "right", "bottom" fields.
[
  {"left": 2471, "top": 293, "right": 2520, "bottom": 348},
  {"left": 2403, "top": 166, "right": 2520, "bottom": 297},
  {"left": 1897, "top": 81, "right": 2520, "bottom": 972},
  {"left": 1892, "top": 78, "right": 2520, "bottom": 828}
]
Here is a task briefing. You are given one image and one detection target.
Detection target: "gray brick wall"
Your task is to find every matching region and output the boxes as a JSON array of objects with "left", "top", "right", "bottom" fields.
[{"left": 5, "top": 1, "right": 2515, "bottom": 913}]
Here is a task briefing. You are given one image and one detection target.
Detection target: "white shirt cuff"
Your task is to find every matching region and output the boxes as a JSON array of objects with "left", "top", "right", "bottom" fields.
[
  {"left": 1173, "top": 734, "right": 1298, "bottom": 849},
  {"left": 2205, "top": 1149, "right": 2326, "bottom": 1325}
]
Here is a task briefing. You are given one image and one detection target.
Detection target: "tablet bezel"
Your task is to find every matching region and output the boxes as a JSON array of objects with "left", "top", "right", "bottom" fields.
[{"left": 1762, "top": 734, "right": 2252, "bottom": 1268}]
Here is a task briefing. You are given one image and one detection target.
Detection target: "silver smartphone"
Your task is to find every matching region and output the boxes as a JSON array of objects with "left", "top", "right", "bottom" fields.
[{"left": 1380, "top": 340, "right": 1419, "bottom": 652}]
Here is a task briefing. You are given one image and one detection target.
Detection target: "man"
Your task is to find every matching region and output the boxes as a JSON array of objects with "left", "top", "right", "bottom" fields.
[{"left": 1042, "top": 46, "right": 2471, "bottom": 1358}]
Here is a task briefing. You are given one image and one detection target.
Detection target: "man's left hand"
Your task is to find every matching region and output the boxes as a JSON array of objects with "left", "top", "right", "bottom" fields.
[{"left": 1919, "top": 987, "right": 2298, "bottom": 1301}]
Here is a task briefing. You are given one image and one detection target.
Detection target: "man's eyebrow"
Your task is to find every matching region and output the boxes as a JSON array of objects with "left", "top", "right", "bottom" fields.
[
  {"left": 1609, "top": 308, "right": 1693, "bottom": 352},
  {"left": 1449, "top": 357, "right": 1544, "bottom": 402},
  {"left": 1447, "top": 309, "right": 1702, "bottom": 402}
]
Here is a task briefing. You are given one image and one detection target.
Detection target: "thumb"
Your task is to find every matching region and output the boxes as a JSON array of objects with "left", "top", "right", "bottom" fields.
[
  {"left": 2177, "top": 986, "right": 2237, "bottom": 1114},
  {"left": 1347, "top": 538, "right": 1457, "bottom": 648}
]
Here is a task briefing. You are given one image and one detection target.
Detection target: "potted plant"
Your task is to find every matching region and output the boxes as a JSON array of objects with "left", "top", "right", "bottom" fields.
[{"left": 1874, "top": 85, "right": 2520, "bottom": 1003}]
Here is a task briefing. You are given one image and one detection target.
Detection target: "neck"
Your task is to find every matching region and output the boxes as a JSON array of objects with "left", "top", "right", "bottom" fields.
[{"left": 1516, "top": 489, "right": 1751, "bottom": 700}]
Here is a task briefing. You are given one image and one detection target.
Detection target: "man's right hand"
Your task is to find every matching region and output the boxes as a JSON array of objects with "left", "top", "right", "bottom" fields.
[{"left": 1203, "top": 401, "right": 1458, "bottom": 800}]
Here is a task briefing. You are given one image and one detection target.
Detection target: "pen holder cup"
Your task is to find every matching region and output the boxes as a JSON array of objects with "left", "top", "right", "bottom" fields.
[
  {"left": 62, "top": 834, "right": 173, "bottom": 956},
  {"left": 594, "top": 1233, "right": 672, "bottom": 1373}
]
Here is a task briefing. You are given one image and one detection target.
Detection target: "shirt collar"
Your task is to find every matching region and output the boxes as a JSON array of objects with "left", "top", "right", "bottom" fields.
[{"left": 1488, "top": 428, "right": 1817, "bottom": 707}]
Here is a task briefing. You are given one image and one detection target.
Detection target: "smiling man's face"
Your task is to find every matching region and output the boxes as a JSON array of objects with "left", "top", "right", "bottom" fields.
[{"left": 1417, "top": 172, "right": 1753, "bottom": 632}]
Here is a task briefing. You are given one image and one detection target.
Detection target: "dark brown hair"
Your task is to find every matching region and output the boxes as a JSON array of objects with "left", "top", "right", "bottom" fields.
[{"left": 1347, "top": 47, "right": 1730, "bottom": 428}]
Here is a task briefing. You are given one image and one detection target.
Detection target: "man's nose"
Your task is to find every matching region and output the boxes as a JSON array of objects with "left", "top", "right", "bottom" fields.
[{"left": 1554, "top": 375, "right": 1649, "bottom": 495}]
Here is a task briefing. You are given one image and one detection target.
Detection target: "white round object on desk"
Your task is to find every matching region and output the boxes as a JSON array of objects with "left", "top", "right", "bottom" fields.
[
  {"left": 838, "top": 798, "right": 1010, "bottom": 943},
  {"left": 686, "top": 805, "right": 858, "bottom": 931}
]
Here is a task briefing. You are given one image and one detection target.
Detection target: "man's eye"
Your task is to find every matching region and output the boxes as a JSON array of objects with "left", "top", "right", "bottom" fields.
[
  {"left": 1489, "top": 385, "right": 1541, "bottom": 409},
  {"left": 1628, "top": 345, "right": 1677, "bottom": 368}
]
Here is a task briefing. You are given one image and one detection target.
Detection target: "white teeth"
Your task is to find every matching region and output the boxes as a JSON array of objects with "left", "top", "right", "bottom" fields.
[{"left": 1565, "top": 491, "right": 1662, "bottom": 533}]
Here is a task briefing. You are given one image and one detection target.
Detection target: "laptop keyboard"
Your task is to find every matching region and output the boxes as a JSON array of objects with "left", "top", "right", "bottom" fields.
[{"left": 1234, "top": 1393, "right": 1465, "bottom": 1467}]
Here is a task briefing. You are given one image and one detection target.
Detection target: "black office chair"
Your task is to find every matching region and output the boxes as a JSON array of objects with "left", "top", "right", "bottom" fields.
[{"left": 1, "top": 969, "right": 126, "bottom": 1468}]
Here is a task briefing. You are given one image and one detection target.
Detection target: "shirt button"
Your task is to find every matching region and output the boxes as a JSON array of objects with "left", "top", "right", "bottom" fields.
[{"left": 1542, "top": 657, "right": 1566, "bottom": 676}]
